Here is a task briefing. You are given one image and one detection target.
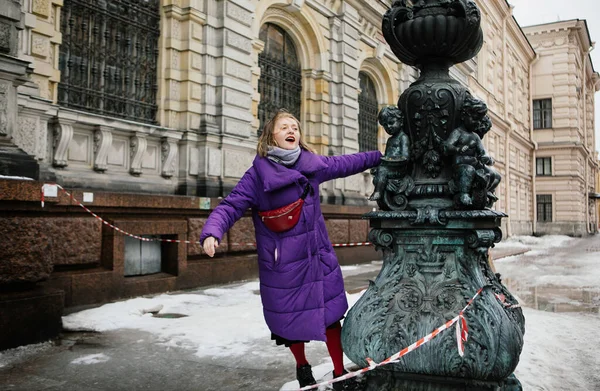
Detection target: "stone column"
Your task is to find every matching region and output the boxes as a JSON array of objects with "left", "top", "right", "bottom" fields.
[
  {"left": 326, "top": 6, "right": 361, "bottom": 204},
  {"left": 162, "top": 0, "right": 256, "bottom": 196},
  {"left": 0, "top": 0, "right": 39, "bottom": 178}
]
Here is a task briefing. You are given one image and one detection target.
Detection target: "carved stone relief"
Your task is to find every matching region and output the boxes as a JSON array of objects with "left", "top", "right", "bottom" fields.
[
  {"left": 32, "top": 0, "right": 50, "bottom": 17},
  {"left": 129, "top": 133, "right": 147, "bottom": 175},
  {"left": 160, "top": 137, "right": 178, "bottom": 178},
  {"left": 226, "top": 1, "right": 252, "bottom": 27},
  {"left": 93, "top": 126, "right": 113, "bottom": 172},
  {"left": 226, "top": 30, "right": 252, "bottom": 54},
  {"left": 52, "top": 120, "right": 74, "bottom": 167},
  {"left": 0, "top": 82, "right": 8, "bottom": 136},
  {"left": 223, "top": 150, "right": 252, "bottom": 178},
  {"left": 15, "top": 116, "right": 39, "bottom": 157}
]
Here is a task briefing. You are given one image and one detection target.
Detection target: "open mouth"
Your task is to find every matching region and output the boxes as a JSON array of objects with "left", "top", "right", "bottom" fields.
[{"left": 285, "top": 136, "right": 296, "bottom": 142}]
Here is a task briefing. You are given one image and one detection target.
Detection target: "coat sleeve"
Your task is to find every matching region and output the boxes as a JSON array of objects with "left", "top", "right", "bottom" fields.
[
  {"left": 200, "top": 170, "right": 258, "bottom": 244},
  {"left": 316, "top": 151, "right": 382, "bottom": 183}
]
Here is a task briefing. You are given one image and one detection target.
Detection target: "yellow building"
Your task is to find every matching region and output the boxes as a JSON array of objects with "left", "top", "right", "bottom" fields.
[{"left": 524, "top": 20, "right": 600, "bottom": 235}]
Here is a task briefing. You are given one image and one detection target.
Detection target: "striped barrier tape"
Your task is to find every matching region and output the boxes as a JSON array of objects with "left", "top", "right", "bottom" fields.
[
  {"left": 298, "top": 286, "right": 521, "bottom": 391},
  {"left": 41, "top": 184, "right": 372, "bottom": 249}
]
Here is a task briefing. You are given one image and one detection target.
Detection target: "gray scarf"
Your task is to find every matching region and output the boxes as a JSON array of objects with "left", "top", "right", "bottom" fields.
[{"left": 267, "top": 146, "right": 301, "bottom": 166}]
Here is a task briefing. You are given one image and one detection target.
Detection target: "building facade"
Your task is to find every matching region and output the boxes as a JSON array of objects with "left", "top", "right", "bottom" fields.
[
  {"left": 8, "top": 0, "right": 596, "bottom": 235},
  {"left": 469, "top": 0, "right": 537, "bottom": 236},
  {"left": 11, "top": 0, "right": 417, "bottom": 202},
  {"left": 524, "top": 20, "right": 600, "bottom": 236}
]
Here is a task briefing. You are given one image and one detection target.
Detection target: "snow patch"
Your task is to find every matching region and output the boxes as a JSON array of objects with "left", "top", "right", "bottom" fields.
[
  {"left": 0, "top": 175, "right": 34, "bottom": 181},
  {"left": 71, "top": 353, "right": 110, "bottom": 365}
]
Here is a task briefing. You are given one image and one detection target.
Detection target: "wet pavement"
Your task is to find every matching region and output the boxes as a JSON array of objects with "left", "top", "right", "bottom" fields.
[{"left": 496, "top": 235, "right": 600, "bottom": 314}]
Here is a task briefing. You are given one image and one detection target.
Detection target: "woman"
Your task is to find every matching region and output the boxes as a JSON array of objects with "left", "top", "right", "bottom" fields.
[{"left": 201, "top": 109, "right": 381, "bottom": 389}]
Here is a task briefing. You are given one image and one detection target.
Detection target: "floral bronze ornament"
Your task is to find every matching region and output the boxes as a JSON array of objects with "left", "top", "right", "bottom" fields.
[{"left": 342, "top": 1, "right": 524, "bottom": 389}]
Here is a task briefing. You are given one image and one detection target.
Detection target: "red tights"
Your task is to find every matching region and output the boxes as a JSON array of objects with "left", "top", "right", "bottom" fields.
[{"left": 289, "top": 322, "right": 345, "bottom": 376}]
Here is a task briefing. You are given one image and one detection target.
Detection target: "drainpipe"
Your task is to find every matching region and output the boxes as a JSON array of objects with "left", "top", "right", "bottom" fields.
[
  {"left": 502, "top": 10, "right": 512, "bottom": 236},
  {"left": 530, "top": 53, "right": 540, "bottom": 234},
  {"left": 583, "top": 43, "right": 595, "bottom": 233},
  {"left": 503, "top": 13, "right": 509, "bottom": 119},
  {"left": 505, "top": 126, "right": 514, "bottom": 237}
]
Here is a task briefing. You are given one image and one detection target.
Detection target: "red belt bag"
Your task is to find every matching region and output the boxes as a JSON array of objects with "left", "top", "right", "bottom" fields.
[{"left": 258, "top": 184, "right": 311, "bottom": 233}]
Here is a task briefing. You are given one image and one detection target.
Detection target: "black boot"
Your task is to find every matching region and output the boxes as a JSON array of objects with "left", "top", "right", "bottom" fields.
[
  {"left": 332, "top": 370, "right": 360, "bottom": 391},
  {"left": 296, "top": 364, "right": 316, "bottom": 388}
]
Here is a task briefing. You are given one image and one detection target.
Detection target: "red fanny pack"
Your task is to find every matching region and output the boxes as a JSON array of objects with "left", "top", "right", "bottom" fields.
[{"left": 258, "top": 184, "right": 312, "bottom": 233}]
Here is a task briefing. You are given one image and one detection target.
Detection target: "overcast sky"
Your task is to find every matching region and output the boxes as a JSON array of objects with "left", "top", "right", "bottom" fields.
[{"left": 510, "top": 0, "right": 600, "bottom": 153}]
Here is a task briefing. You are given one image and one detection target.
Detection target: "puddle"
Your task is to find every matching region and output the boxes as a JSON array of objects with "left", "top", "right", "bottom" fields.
[
  {"left": 152, "top": 313, "right": 188, "bottom": 319},
  {"left": 504, "top": 278, "right": 600, "bottom": 314}
]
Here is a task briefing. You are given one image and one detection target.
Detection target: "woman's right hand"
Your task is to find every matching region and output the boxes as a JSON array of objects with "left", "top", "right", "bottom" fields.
[{"left": 203, "top": 236, "right": 219, "bottom": 257}]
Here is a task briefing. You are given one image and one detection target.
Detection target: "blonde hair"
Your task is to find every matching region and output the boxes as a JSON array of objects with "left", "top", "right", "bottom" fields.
[{"left": 257, "top": 109, "right": 312, "bottom": 157}]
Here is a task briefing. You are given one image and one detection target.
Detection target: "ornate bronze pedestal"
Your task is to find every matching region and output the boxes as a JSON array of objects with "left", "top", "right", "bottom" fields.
[{"left": 341, "top": 1, "right": 524, "bottom": 389}]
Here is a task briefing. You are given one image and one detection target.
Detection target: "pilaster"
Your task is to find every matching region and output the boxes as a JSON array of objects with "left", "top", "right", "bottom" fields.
[{"left": 20, "top": 0, "right": 63, "bottom": 102}]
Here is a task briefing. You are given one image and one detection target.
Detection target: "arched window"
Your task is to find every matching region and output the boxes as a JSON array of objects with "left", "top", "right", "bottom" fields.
[
  {"left": 258, "top": 23, "right": 302, "bottom": 134},
  {"left": 358, "top": 72, "right": 378, "bottom": 152},
  {"left": 58, "top": 0, "right": 160, "bottom": 124}
]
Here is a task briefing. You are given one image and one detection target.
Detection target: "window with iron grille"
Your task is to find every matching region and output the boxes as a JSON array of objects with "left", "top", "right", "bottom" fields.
[
  {"left": 358, "top": 72, "right": 378, "bottom": 152},
  {"left": 536, "top": 157, "right": 552, "bottom": 176},
  {"left": 258, "top": 23, "right": 302, "bottom": 135},
  {"left": 536, "top": 194, "right": 552, "bottom": 222},
  {"left": 533, "top": 98, "right": 552, "bottom": 129},
  {"left": 58, "top": 0, "right": 160, "bottom": 124}
]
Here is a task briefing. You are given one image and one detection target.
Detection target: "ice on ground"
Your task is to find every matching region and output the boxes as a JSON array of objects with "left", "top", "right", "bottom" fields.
[
  {"left": 70, "top": 353, "right": 110, "bottom": 365},
  {"left": 63, "top": 281, "right": 270, "bottom": 358},
  {"left": 340, "top": 261, "right": 382, "bottom": 277},
  {"left": 495, "top": 236, "right": 600, "bottom": 289},
  {"left": 0, "top": 342, "right": 53, "bottom": 369},
  {"left": 516, "top": 308, "right": 600, "bottom": 390},
  {"left": 0, "top": 175, "right": 34, "bottom": 181},
  {"left": 496, "top": 234, "right": 575, "bottom": 250}
]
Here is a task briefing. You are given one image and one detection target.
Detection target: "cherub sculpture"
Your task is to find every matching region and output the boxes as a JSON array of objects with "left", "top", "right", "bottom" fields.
[
  {"left": 370, "top": 106, "right": 410, "bottom": 202},
  {"left": 443, "top": 95, "right": 500, "bottom": 207}
]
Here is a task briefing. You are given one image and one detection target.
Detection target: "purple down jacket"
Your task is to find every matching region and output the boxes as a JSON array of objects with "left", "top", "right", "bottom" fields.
[{"left": 200, "top": 149, "right": 381, "bottom": 342}]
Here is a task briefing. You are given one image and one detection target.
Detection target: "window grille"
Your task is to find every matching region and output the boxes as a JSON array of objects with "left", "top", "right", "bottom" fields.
[
  {"left": 536, "top": 194, "right": 552, "bottom": 222},
  {"left": 533, "top": 98, "right": 552, "bottom": 129},
  {"left": 536, "top": 157, "right": 552, "bottom": 176},
  {"left": 58, "top": 0, "right": 160, "bottom": 123},
  {"left": 258, "top": 23, "right": 302, "bottom": 135},
  {"left": 358, "top": 72, "right": 378, "bottom": 152}
]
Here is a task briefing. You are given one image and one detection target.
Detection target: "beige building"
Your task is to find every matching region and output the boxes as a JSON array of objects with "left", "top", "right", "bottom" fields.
[
  {"left": 470, "top": 0, "right": 537, "bottom": 236},
  {"left": 523, "top": 20, "right": 600, "bottom": 236},
  {"left": 3, "top": 0, "right": 598, "bottom": 235}
]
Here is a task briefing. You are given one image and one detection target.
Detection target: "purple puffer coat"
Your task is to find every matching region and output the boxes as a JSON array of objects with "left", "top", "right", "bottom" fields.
[{"left": 200, "top": 150, "right": 381, "bottom": 342}]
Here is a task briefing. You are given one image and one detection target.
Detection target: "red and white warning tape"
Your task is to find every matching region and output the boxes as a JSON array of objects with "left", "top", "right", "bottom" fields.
[
  {"left": 40, "top": 184, "right": 372, "bottom": 249},
  {"left": 298, "top": 287, "right": 520, "bottom": 391}
]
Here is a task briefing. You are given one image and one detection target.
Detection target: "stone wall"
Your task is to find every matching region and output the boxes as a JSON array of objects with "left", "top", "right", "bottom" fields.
[{"left": 536, "top": 221, "right": 588, "bottom": 237}]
